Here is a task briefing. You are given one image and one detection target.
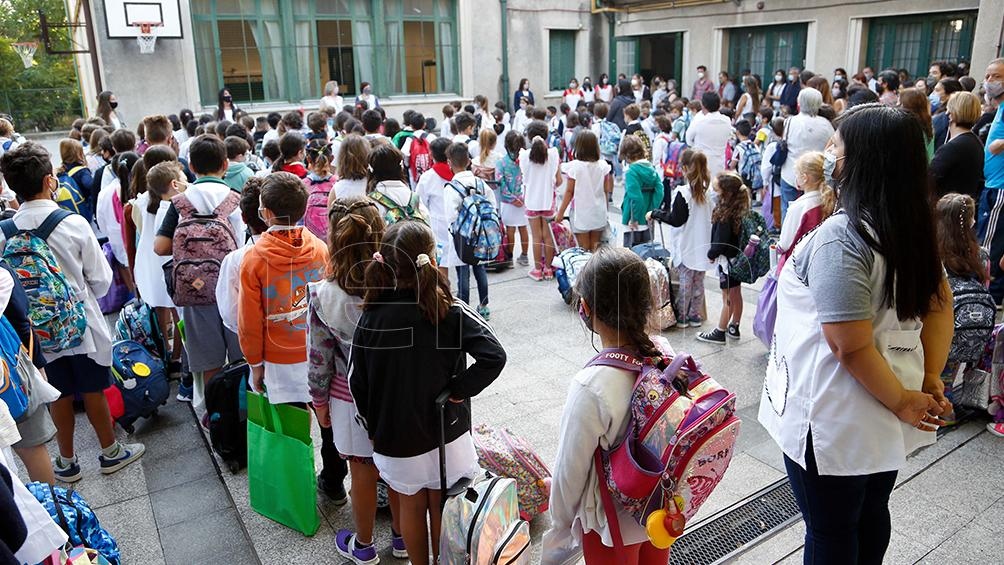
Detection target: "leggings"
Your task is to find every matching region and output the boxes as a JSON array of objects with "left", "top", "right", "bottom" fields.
[
  {"left": 581, "top": 530, "right": 670, "bottom": 565},
  {"left": 675, "top": 266, "right": 705, "bottom": 322}
]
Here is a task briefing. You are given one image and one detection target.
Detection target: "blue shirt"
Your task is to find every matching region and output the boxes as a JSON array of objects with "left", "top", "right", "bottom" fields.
[{"left": 985, "top": 104, "right": 1004, "bottom": 189}]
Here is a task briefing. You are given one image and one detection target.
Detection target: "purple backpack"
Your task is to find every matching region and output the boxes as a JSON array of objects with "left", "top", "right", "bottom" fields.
[
  {"left": 170, "top": 192, "right": 240, "bottom": 307},
  {"left": 302, "top": 175, "right": 335, "bottom": 239},
  {"left": 98, "top": 242, "right": 133, "bottom": 314}
]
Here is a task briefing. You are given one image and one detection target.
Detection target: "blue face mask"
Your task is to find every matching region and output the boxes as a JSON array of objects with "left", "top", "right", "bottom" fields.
[{"left": 929, "top": 92, "right": 941, "bottom": 110}]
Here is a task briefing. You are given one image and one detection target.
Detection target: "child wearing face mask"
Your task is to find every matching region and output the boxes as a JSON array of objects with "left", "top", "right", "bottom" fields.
[
  {"left": 563, "top": 79, "right": 585, "bottom": 113},
  {"left": 582, "top": 76, "right": 595, "bottom": 105},
  {"left": 775, "top": 152, "right": 835, "bottom": 265}
]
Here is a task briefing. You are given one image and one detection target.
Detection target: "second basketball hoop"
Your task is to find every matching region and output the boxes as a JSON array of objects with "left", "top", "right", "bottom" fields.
[{"left": 133, "top": 22, "right": 161, "bottom": 54}]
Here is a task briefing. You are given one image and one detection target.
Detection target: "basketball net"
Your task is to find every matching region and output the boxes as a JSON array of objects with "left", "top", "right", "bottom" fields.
[
  {"left": 12, "top": 42, "right": 37, "bottom": 69},
  {"left": 133, "top": 22, "right": 160, "bottom": 54}
]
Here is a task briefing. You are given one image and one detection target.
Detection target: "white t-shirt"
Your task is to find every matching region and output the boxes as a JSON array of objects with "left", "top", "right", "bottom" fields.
[
  {"left": 333, "top": 178, "right": 368, "bottom": 200},
  {"left": 685, "top": 111, "right": 733, "bottom": 177},
  {"left": 565, "top": 160, "right": 611, "bottom": 232},
  {"left": 320, "top": 95, "right": 344, "bottom": 112},
  {"left": 519, "top": 147, "right": 561, "bottom": 212}
]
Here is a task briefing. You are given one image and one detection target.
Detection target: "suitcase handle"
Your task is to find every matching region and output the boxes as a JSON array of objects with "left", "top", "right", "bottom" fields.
[{"left": 436, "top": 389, "right": 451, "bottom": 503}]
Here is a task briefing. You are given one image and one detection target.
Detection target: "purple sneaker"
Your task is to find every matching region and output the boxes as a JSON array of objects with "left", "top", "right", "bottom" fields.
[
  {"left": 336, "top": 530, "right": 379, "bottom": 565},
  {"left": 391, "top": 531, "right": 408, "bottom": 559}
]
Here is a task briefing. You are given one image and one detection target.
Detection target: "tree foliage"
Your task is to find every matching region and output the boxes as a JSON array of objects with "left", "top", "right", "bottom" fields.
[{"left": 0, "top": 0, "right": 82, "bottom": 131}]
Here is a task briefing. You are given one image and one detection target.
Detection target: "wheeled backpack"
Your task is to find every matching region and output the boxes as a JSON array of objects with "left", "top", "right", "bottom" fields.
[
  {"left": 473, "top": 424, "right": 552, "bottom": 521},
  {"left": 552, "top": 247, "right": 592, "bottom": 305},
  {"left": 206, "top": 358, "right": 250, "bottom": 473},
  {"left": 947, "top": 273, "right": 996, "bottom": 364},
  {"left": 110, "top": 339, "right": 169, "bottom": 433}
]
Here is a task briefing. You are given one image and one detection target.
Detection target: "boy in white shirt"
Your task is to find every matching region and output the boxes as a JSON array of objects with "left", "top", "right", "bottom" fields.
[{"left": 216, "top": 178, "right": 267, "bottom": 334}]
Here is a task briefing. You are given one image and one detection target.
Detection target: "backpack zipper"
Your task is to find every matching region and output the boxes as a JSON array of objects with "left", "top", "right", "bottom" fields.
[
  {"left": 466, "top": 477, "right": 503, "bottom": 555},
  {"left": 670, "top": 415, "right": 740, "bottom": 484},
  {"left": 491, "top": 520, "right": 529, "bottom": 565}
]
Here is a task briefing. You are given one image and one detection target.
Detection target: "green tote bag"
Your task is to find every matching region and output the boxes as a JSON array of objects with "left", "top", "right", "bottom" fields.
[{"left": 246, "top": 391, "right": 320, "bottom": 536}]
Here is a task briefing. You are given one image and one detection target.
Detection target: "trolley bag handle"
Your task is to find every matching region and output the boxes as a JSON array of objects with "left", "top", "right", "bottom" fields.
[{"left": 436, "top": 388, "right": 451, "bottom": 508}]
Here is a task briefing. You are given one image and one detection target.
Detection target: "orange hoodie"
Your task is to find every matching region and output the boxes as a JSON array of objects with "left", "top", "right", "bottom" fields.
[{"left": 238, "top": 226, "right": 328, "bottom": 366}]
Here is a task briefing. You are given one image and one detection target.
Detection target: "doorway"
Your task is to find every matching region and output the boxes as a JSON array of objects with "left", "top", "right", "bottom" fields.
[
  {"left": 616, "top": 32, "right": 684, "bottom": 88},
  {"left": 317, "top": 20, "right": 356, "bottom": 96}
]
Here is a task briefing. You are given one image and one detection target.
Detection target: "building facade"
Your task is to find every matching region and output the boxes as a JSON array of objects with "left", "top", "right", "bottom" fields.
[{"left": 78, "top": 0, "right": 1002, "bottom": 122}]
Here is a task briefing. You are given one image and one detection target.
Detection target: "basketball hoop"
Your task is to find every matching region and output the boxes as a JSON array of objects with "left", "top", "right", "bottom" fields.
[
  {"left": 11, "top": 42, "right": 37, "bottom": 69},
  {"left": 132, "top": 22, "right": 161, "bottom": 54}
]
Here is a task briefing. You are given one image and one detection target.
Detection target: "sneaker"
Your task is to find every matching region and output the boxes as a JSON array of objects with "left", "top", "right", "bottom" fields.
[
  {"left": 317, "top": 474, "right": 348, "bottom": 506},
  {"left": 53, "top": 456, "right": 82, "bottom": 483},
  {"left": 542, "top": 267, "right": 555, "bottom": 281},
  {"left": 391, "top": 532, "right": 408, "bottom": 559},
  {"left": 335, "top": 530, "right": 379, "bottom": 565},
  {"left": 697, "top": 328, "right": 727, "bottom": 344},
  {"left": 528, "top": 268, "right": 543, "bottom": 281},
  {"left": 517, "top": 254, "right": 529, "bottom": 267},
  {"left": 176, "top": 378, "right": 193, "bottom": 402},
  {"left": 477, "top": 305, "right": 491, "bottom": 321},
  {"left": 675, "top": 320, "right": 689, "bottom": 329},
  {"left": 688, "top": 317, "right": 703, "bottom": 328},
  {"left": 727, "top": 323, "right": 741, "bottom": 340},
  {"left": 98, "top": 442, "right": 145, "bottom": 475},
  {"left": 988, "top": 422, "right": 1004, "bottom": 437},
  {"left": 200, "top": 412, "right": 210, "bottom": 431}
]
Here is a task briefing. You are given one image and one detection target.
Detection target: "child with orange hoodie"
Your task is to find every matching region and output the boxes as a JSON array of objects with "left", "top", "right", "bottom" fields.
[{"left": 238, "top": 171, "right": 328, "bottom": 404}]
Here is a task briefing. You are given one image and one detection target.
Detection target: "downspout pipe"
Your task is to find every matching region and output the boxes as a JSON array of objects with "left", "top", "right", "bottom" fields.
[{"left": 500, "top": 0, "right": 510, "bottom": 109}]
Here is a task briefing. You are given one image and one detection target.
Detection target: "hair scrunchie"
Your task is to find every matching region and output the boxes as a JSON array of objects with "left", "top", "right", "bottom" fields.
[
  {"left": 372, "top": 251, "right": 384, "bottom": 263},
  {"left": 415, "top": 253, "right": 431, "bottom": 268}
]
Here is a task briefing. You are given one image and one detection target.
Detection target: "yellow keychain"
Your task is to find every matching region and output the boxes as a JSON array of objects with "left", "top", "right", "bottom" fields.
[{"left": 132, "top": 362, "right": 151, "bottom": 377}]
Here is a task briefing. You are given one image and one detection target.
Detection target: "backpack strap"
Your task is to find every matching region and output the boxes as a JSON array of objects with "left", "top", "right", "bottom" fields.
[
  {"left": 172, "top": 193, "right": 196, "bottom": 218},
  {"left": 586, "top": 348, "right": 644, "bottom": 372},
  {"left": 594, "top": 450, "right": 626, "bottom": 553},
  {"left": 446, "top": 180, "right": 469, "bottom": 199},
  {"left": 0, "top": 219, "right": 17, "bottom": 241},
  {"left": 67, "top": 165, "right": 86, "bottom": 177},
  {"left": 34, "top": 209, "right": 74, "bottom": 241},
  {"left": 214, "top": 190, "right": 241, "bottom": 217}
]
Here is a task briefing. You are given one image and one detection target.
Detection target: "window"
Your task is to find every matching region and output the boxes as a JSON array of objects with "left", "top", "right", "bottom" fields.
[
  {"left": 549, "top": 30, "right": 577, "bottom": 92},
  {"left": 191, "top": 0, "right": 458, "bottom": 106},
  {"left": 728, "top": 24, "right": 807, "bottom": 83},
  {"left": 866, "top": 12, "right": 977, "bottom": 80}
]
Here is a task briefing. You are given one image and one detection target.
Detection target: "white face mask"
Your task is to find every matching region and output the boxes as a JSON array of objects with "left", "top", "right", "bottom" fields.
[
  {"left": 697, "top": 72, "right": 705, "bottom": 80},
  {"left": 775, "top": 74, "right": 783, "bottom": 82}
]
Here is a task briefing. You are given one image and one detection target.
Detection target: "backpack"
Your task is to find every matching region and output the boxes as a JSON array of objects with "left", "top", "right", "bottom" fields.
[
  {"left": 727, "top": 212, "right": 771, "bottom": 284},
  {"left": 28, "top": 482, "right": 121, "bottom": 565},
  {"left": 302, "top": 175, "right": 336, "bottom": 239},
  {"left": 207, "top": 358, "right": 250, "bottom": 473},
  {"left": 0, "top": 316, "right": 29, "bottom": 420},
  {"left": 170, "top": 191, "right": 241, "bottom": 307},
  {"left": 589, "top": 347, "right": 740, "bottom": 549},
  {"left": 472, "top": 424, "right": 552, "bottom": 521},
  {"left": 738, "top": 140, "right": 764, "bottom": 190},
  {"left": 115, "top": 298, "right": 168, "bottom": 362},
  {"left": 408, "top": 132, "right": 434, "bottom": 182},
  {"left": 598, "top": 120, "right": 622, "bottom": 157},
  {"left": 440, "top": 474, "right": 530, "bottom": 565},
  {"left": 110, "top": 339, "right": 169, "bottom": 433},
  {"left": 660, "top": 136, "right": 686, "bottom": 188},
  {"left": 644, "top": 258, "right": 677, "bottom": 331},
  {"left": 947, "top": 274, "right": 996, "bottom": 364},
  {"left": 449, "top": 179, "right": 502, "bottom": 265},
  {"left": 631, "top": 128, "right": 652, "bottom": 161},
  {"left": 0, "top": 209, "right": 88, "bottom": 353},
  {"left": 98, "top": 241, "right": 133, "bottom": 314},
  {"left": 368, "top": 190, "right": 429, "bottom": 226},
  {"left": 55, "top": 166, "right": 94, "bottom": 223},
  {"left": 552, "top": 246, "right": 593, "bottom": 305}
]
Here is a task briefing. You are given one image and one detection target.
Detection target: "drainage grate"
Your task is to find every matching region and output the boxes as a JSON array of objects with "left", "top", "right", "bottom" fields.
[{"left": 669, "top": 479, "right": 802, "bottom": 565}]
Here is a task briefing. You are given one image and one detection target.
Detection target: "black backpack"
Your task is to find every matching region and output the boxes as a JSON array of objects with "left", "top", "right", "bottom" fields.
[
  {"left": 206, "top": 359, "right": 250, "bottom": 473},
  {"left": 947, "top": 274, "right": 996, "bottom": 364}
]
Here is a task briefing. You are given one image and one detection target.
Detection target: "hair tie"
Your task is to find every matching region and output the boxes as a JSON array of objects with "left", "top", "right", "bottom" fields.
[
  {"left": 415, "top": 253, "right": 431, "bottom": 268},
  {"left": 372, "top": 251, "right": 384, "bottom": 263}
]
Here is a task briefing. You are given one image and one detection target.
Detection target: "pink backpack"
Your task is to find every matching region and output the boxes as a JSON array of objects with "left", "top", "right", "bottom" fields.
[
  {"left": 170, "top": 192, "right": 241, "bottom": 307},
  {"left": 588, "top": 348, "right": 740, "bottom": 550},
  {"left": 472, "top": 424, "right": 552, "bottom": 521},
  {"left": 302, "top": 175, "right": 336, "bottom": 239}
]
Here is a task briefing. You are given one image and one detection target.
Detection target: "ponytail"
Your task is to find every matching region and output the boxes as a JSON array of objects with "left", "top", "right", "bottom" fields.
[
  {"left": 525, "top": 120, "right": 550, "bottom": 165},
  {"left": 681, "top": 149, "right": 710, "bottom": 205},
  {"left": 363, "top": 221, "right": 452, "bottom": 323}
]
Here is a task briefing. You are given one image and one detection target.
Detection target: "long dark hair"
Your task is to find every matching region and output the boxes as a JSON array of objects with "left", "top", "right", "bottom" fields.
[
  {"left": 525, "top": 120, "right": 549, "bottom": 164},
  {"left": 111, "top": 151, "right": 139, "bottom": 200},
  {"left": 936, "top": 193, "right": 985, "bottom": 282},
  {"left": 272, "top": 131, "right": 306, "bottom": 173},
  {"left": 363, "top": 220, "right": 453, "bottom": 323},
  {"left": 517, "top": 78, "right": 529, "bottom": 91},
  {"left": 837, "top": 104, "right": 943, "bottom": 320},
  {"left": 216, "top": 88, "right": 235, "bottom": 120},
  {"left": 367, "top": 144, "right": 407, "bottom": 191},
  {"left": 96, "top": 91, "right": 115, "bottom": 124},
  {"left": 574, "top": 247, "right": 660, "bottom": 358}
]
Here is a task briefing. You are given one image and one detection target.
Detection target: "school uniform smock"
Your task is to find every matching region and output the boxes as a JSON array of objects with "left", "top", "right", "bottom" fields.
[
  {"left": 132, "top": 192, "right": 175, "bottom": 308},
  {"left": 415, "top": 166, "right": 453, "bottom": 265},
  {"left": 519, "top": 147, "right": 560, "bottom": 214},
  {"left": 653, "top": 183, "right": 713, "bottom": 271},
  {"left": 758, "top": 214, "right": 934, "bottom": 476},
  {"left": 564, "top": 159, "right": 610, "bottom": 232},
  {"left": 348, "top": 292, "right": 505, "bottom": 494}
]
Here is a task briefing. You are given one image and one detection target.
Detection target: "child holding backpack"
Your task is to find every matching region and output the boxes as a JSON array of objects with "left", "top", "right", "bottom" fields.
[
  {"left": 650, "top": 149, "right": 713, "bottom": 328},
  {"left": 520, "top": 121, "right": 562, "bottom": 280},
  {"left": 401, "top": 112, "right": 434, "bottom": 187},
  {"left": 730, "top": 121, "right": 763, "bottom": 200},
  {"left": 555, "top": 131, "right": 611, "bottom": 251},
  {"left": 309, "top": 196, "right": 409, "bottom": 563},
  {"left": 544, "top": 247, "right": 672, "bottom": 565},
  {"left": 0, "top": 142, "right": 145, "bottom": 482},
  {"left": 367, "top": 144, "right": 429, "bottom": 225},
  {"left": 496, "top": 131, "right": 530, "bottom": 266},
  {"left": 350, "top": 220, "right": 505, "bottom": 565},
  {"left": 302, "top": 138, "right": 336, "bottom": 239},
  {"left": 698, "top": 173, "right": 750, "bottom": 345}
]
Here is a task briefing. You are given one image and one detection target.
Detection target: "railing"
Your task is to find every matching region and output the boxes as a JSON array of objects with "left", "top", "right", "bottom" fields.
[{"left": 0, "top": 87, "right": 83, "bottom": 132}]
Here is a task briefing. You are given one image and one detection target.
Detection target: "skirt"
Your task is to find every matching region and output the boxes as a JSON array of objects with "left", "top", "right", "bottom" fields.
[
  {"left": 501, "top": 203, "right": 528, "bottom": 227},
  {"left": 373, "top": 433, "right": 480, "bottom": 496},
  {"left": 330, "top": 396, "right": 373, "bottom": 459}
]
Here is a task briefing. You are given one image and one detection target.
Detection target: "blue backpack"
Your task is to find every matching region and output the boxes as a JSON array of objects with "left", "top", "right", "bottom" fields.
[
  {"left": 738, "top": 140, "right": 764, "bottom": 190},
  {"left": 55, "top": 166, "right": 94, "bottom": 222},
  {"left": 448, "top": 179, "right": 502, "bottom": 265},
  {"left": 111, "top": 339, "right": 169, "bottom": 433},
  {"left": 27, "top": 482, "right": 121, "bottom": 565},
  {"left": 598, "top": 120, "right": 622, "bottom": 157},
  {"left": 115, "top": 298, "right": 167, "bottom": 361},
  {"left": 0, "top": 316, "right": 28, "bottom": 420},
  {"left": 0, "top": 210, "right": 89, "bottom": 354}
]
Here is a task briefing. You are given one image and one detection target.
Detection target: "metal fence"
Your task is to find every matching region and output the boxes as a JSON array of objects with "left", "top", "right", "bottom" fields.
[{"left": 0, "top": 87, "right": 82, "bottom": 132}]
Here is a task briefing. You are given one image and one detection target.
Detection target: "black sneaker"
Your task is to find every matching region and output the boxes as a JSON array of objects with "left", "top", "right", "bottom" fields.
[
  {"left": 727, "top": 323, "right": 741, "bottom": 340},
  {"left": 697, "top": 328, "right": 727, "bottom": 344},
  {"left": 317, "top": 474, "right": 348, "bottom": 506}
]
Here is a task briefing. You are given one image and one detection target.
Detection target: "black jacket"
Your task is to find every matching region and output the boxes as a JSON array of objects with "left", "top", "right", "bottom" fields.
[
  {"left": 608, "top": 80, "right": 634, "bottom": 129},
  {"left": 349, "top": 291, "right": 506, "bottom": 458},
  {"left": 930, "top": 131, "right": 985, "bottom": 200},
  {"left": 708, "top": 219, "right": 741, "bottom": 261}
]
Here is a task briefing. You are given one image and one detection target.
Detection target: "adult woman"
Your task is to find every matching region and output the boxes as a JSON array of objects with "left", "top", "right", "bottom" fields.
[
  {"left": 581, "top": 76, "right": 595, "bottom": 105},
  {"left": 513, "top": 78, "right": 535, "bottom": 111},
  {"left": 931, "top": 78, "right": 964, "bottom": 151},
  {"left": 320, "top": 81, "right": 344, "bottom": 113},
  {"left": 355, "top": 82, "right": 380, "bottom": 109},
  {"left": 595, "top": 74, "right": 613, "bottom": 103},
  {"left": 734, "top": 75, "right": 761, "bottom": 124},
  {"left": 806, "top": 76, "right": 834, "bottom": 108},
  {"left": 779, "top": 88, "right": 834, "bottom": 220},
  {"left": 830, "top": 79, "right": 848, "bottom": 114},
  {"left": 930, "top": 91, "right": 985, "bottom": 200},
  {"left": 214, "top": 89, "right": 239, "bottom": 122},
  {"left": 759, "top": 104, "right": 952, "bottom": 565},
  {"left": 96, "top": 91, "right": 125, "bottom": 129},
  {"left": 765, "top": 69, "right": 788, "bottom": 113},
  {"left": 898, "top": 88, "right": 935, "bottom": 161}
]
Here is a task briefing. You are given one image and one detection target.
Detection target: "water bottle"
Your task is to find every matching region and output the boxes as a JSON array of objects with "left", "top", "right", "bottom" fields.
[
  {"left": 743, "top": 234, "right": 760, "bottom": 258},
  {"left": 769, "top": 244, "right": 778, "bottom": 270}
]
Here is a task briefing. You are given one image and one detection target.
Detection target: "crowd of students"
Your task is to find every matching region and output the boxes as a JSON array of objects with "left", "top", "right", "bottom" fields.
[{"left": 0, "top": 54, "right": 1002, "bottom": 564}]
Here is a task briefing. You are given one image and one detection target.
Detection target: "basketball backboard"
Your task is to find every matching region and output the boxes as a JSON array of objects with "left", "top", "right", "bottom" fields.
[{"left": 104, "top": 0, "right": 183, "bottom": 39}]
